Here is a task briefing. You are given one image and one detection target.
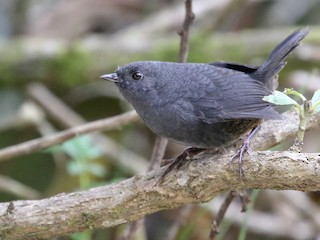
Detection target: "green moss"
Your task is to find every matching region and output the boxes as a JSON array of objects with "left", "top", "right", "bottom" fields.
[
  {"left": 81, "top": 212, "right": 95, "bottom": 230},
  {"left": 44, "top": 47, "right": 91, "bottom": 87},
  {"left": 0, "top": 45, "right": 92, "bottom": 89}
]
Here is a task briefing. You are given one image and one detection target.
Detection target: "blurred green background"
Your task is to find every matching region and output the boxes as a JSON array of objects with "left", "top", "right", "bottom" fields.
[{"left": 0, "top": 0, "right": 319, "bottom": 239}]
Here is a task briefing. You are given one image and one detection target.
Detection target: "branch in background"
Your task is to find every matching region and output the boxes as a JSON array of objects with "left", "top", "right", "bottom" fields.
[
  {"left": 0, "top": 109, "right": 139, "bottom": 162},
  {"left": 205, "top": 190, "right": 320, "bottom": 239},
  {"left": 178, "top": 0, "right": 195, "bottom": 63},
  {"left": 0, "top": 150, "right": 319, "bottom": 240},
  {"left": 0, "top": 82, "right": 147, "bottom": 174},
  {"left": 28, "top": 83, "right": 148, "bottom": 174},
  {"left": 148, "top": 137, "right": 169, "bottom": 171},
  {"left": 0, "top": 175, "right": 40, "bottom": 200},
  {"left": 209, "top": 191, "right": 237, "bottom": 240}
]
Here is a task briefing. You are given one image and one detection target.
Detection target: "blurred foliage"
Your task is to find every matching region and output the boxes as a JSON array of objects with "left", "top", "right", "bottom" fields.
[{"left": 48, "top": 136, "right": 105, "bottom": 189}]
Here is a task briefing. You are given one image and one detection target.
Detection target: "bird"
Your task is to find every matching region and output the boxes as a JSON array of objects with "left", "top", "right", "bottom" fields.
[{"left": 100, "top": 27, "right": 308, "bottom": 178}]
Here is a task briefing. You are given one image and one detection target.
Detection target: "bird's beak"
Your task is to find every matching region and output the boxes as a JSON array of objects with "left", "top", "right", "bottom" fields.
[{"left": 100, "top": 73, "right": 119, "bottom": 82}]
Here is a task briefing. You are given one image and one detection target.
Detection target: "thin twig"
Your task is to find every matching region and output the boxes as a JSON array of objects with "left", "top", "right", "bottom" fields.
[
  {"left": 209, "top": 191, "right": 237, "bottom": 240},
  {"left": 0, "top": 110, "right": 139, "bottom": 162},
  {"left": 149, "top": 137, "right": 169, "bottom": 171},
  {"left": 208, "top": 191, "right": 249, "bottom": 239},
  {"left": 239, "top": 190, "right": 250, "bottom": 212},
  {"left": 0, "top": 174, "right": 41, "bottom": 200},
  {"left": 178, "top": 0, "right": 195, "bottom": 63},
  {"left": 206, "top": 190, "right": 317, "bottom": 240}
]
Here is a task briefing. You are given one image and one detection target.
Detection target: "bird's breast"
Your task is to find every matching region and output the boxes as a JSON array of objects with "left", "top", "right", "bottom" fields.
[{"left": 133, "top": 101, "right": 260, "bottom": 148}]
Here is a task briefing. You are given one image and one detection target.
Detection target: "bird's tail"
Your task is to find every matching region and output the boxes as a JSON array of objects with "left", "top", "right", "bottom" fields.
[{"left": 252, "top": 27, "right": 309, "bottom": 84}]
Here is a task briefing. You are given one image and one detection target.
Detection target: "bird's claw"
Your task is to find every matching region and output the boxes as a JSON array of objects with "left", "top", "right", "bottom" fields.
[{"left": 157, "top": 147, "right": 204, "bottom": 184}]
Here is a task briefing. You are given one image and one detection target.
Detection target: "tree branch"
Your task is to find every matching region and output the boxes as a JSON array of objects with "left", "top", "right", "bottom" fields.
[
  {"left": 0, "top": 150, "right": 319, "bottom": 240},
  {"left": 178, "top": 0, "right": 195, "bottom": 63},
  {"left": 0, "top": 110, "right": 139, "bottom": 162}
]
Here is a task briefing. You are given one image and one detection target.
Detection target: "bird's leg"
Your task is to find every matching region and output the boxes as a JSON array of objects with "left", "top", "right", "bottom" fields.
[
  {"left": 159, "top": 147, "right": 204, "bottom": 182},
  {"left": 230, "top": 125, "right": 261, "bottom": 177}
]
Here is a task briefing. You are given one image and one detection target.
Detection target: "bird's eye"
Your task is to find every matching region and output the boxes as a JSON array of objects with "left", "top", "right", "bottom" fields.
[{"left": 132, "top": 71, "right": 143, "bottom": 80}]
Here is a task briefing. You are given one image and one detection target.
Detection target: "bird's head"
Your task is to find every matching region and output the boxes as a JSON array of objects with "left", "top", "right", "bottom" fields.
[{"left": 100, "top": 61, "right": 178, "bottom": 105}]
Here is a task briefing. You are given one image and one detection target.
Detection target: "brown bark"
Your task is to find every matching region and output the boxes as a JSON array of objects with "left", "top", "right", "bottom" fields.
[{"left": 0, "top": 149, "right": 319, "bottom": 239}]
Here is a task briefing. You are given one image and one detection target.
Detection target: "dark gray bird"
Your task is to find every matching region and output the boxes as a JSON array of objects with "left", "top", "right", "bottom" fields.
[{"left": 101, "top": 28, "right": 308, "bottom": 177}]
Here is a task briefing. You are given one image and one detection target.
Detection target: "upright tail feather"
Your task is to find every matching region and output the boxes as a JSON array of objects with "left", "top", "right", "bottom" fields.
[{"left": 252, "top": 27, "right": 309, "bottom": 83}]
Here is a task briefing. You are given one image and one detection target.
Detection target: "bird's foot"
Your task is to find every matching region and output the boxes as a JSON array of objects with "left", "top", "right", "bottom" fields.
[
  {"left": 158, "top": 147, "right": 204, "bottom": 184},
  {"left": 229, "top": 143, "right": 250, "bottom": 178},
  {"left": 229, "top": 126, "right": 261, "bottom": 178}
]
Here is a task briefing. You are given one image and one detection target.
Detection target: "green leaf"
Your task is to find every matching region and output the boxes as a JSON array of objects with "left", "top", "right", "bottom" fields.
[
  {"left": 311, "top": 89, "right": 320, "bottom": 113},
  {"left": 311, "top": 89, "right": 320, "bottom": 104},
  {"left": 313, "top": 102, "right": 320, "bottom": 113},
  {"left": 62, "top": 136, "right": 101, "bottom": 160},
  {"left": 263, "top": 90, "right": 298, "bottom": 106},
  {"left": 314, "top": 105, "right": 320, "bottom": 113},
  {"left": 88, "top": 163, "right": 106, "bottom": 177},
  {"left": 67, "top": 161, "right": 84, "bottom": 175}
]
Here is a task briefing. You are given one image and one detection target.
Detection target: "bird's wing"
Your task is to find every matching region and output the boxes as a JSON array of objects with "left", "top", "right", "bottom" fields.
[{"left": 184, "top": 64, "right": 280, "bottom": 123}]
